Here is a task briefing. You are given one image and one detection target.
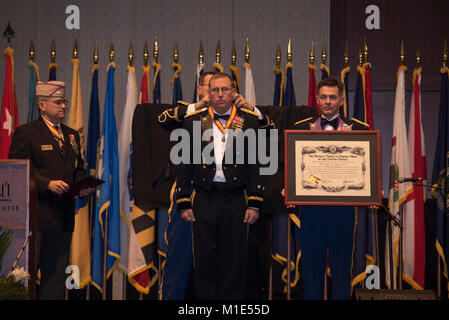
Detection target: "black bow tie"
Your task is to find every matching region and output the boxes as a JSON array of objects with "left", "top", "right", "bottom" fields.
[
  {"left": 214, "top": 113, "right": 230, "bottom": 121},
  {"left": 320, "top": 117, "right": 339, "bottom": 129}
]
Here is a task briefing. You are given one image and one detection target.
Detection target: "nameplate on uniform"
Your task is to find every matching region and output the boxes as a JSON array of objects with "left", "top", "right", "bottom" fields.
[{"left": 41, "top": 144, "right": 53, "bottom": 151}]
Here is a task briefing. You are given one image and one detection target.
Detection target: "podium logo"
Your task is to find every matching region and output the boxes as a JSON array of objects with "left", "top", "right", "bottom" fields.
[
  {"left": 65, "top": 265, "right": 81, "bottom": 290},
  {"left": 0, "top": 181, "right": 11, "bottom": 202}
]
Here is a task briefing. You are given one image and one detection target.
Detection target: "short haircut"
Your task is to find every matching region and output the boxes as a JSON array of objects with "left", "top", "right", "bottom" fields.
[
  {"left": 317, "top": 77, "right": 344, "bottom": 96},
  {"left": 209, "top": 72, "right": 234, "bottom": 88},
  {"left": 198, "top": 71, "right": 217, "bottom": 86}
]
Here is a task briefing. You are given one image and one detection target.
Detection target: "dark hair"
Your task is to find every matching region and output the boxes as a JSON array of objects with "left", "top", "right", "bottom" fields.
[
  {"left": 317, "top": 78, "right": 344, "bottom": 95},
  {"left": 209, "top": 72, "right": 234, "bottom": 88},
  {"left": 198, "top": 71, "right": 217, "bottom": 86}
]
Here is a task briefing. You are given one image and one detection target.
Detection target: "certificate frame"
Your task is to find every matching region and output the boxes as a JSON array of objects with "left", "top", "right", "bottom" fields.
[{"left": 284, "top": 130, "right": 382, "bottom": 206}]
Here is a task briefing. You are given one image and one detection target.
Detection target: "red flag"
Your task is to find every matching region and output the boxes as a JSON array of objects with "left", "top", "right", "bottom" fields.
[
  {"left": 0, "top": 46, "right": 18, "bottom": 158},
  {"left": 404, "top": 67, "right": 426, "bottom": 289},
  {"left": 308, "top": 64, "right": 319, "bottom": 114},
  {"left": 139, "top": 64, "right": 150, "bottom": 104},
  {"left": 363, "top": 62, "right": 374, "bottom": 129}
]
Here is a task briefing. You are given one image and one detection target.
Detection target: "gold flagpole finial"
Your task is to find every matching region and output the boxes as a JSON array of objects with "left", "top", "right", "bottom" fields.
[
  {"left": 321, "top": 41, "right": 327, "bottom": 65},
  {"left": 443, "top": 38, "right": 448, "bottom": 68},
  {"left": 109, "top": 41, "right": 114, "bottom": 62},
  {"left": 275, "top": 42, "right": 281, "bottom": 68},
  {"left": 50, "top": 39, "right": 56, "bottom": 63},
  {"left": 143, "top": 40, "right": 149, "bottom": 66},
  {"left": 216, "top": 40, "right": 221, "bottom": 64},
  {"left": 231, "top": 41, "right": 237, "bottom": 66},
  {"left": 29, "top": 40, "right": 35, "bottom": 61},
  {"left": 245, "top": 38, "right": 250, "bottom": 64},
  {"left": 400, "top": 40, "right": 405, "bottom": 66},
  {"left": 363, "top": 36, "right": 368, "bottom": 63},
  {"left": 153, "top": 37, "right": 159, "bottom": 63},
  {"left": 358, "top": 41, "right": 363, "bottom": 66},
  {"left": 199, "top": 41, "right": 204, "bottom": 65},
  {"left": 416, "top": 42, "right": 421, "bottom": 68},
  {"left": 93, "top": 41, "right": 99, "bottom": 65},
  {"left": 128, "top": 41, "right": 134, "bottom": 66},
  {"left": 343, "top": 41, "right": 349, "bottom": 68},
  {"left": 3, "top": 22, "right": 15, "bottom": 46},
  {"left": 173, "top": 40, "right": 179, "bottom": 63},
  {"left": 309, "top": 41, "right": 314, "bottom": 65},
  {"left": 73, "top": 37, "right": 79, "bottom": 59},
  {"left": 287, "top": 38, "right": 292, "bottom": 63}
]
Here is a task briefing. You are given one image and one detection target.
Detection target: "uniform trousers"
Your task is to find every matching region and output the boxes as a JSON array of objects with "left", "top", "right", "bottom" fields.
[
  {"left": 192, "top": 182, "right": 248, "bottom": 299},
  {"left": 299, "top": 206, "right": 355, "bottom": 300}
]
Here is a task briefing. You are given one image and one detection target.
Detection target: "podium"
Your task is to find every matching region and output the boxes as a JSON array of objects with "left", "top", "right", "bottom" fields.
[{"left": 0, "top": 159, "right": 37, "bottom": 299}]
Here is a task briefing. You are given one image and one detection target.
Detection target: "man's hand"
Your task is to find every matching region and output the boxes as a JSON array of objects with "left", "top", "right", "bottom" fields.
[
  {"left": 48, "top": 180, "right": 70, "bottom": 195},
  {"left": 233, "top": 94, "right": 255, "bottom": 111},
  {"left": 243, "top": 208, "right": 259, "bottom": 224},
  {"left": 194, "top": 95, "right": 210, "bottom": 110},
  {"left": 79, "top": 187, "right": 96, "bottom": 197},
  {"left": 180, "top": 209, "right": 196, "bottom": 222}
]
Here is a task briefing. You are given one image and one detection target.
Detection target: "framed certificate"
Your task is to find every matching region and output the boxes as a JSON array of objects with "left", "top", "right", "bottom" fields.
[{"left": 284, "top": 130, "right": 382, "bottom": 206}]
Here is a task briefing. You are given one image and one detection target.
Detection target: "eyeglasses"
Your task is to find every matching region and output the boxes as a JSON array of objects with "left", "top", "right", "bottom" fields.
[
  {"left": 210, "top": 87, "right": 232, "bottom": 95},
  {"left": 42, "top": 98, "right": 68, "bottom": 105},
  {"left": 318, "top": 95, "right": 339, "bottom": 102}
]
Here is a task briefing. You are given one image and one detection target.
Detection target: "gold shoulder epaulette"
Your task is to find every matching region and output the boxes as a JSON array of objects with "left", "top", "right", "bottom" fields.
[
  {"left": 294, "top": 117, "right": 313, "bottom": 126},
  {"left": 351, "top": 118, "right": 370, "bottom": 128},
  {"left": 239, "top": 107, "right": 258, "bottom": 117},
  {"left": 177, "top": 101, "right": 190, "bottom": 106},
  {"left": 184, "top": 107, "right": 207, "bottom": 118}
]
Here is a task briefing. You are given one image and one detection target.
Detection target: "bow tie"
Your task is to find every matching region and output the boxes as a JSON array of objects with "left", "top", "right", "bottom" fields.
[
  {"left": 214, "top": 113, "right": 230, "bottom": 121},
  {"left": 320, "top": 117, "right": 339, "bottom": 129}
]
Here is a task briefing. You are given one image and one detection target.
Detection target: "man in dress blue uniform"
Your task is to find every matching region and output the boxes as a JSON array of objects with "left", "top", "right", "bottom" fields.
[{"left": 293, "top": 78, "right": 369, "bottom": 299}]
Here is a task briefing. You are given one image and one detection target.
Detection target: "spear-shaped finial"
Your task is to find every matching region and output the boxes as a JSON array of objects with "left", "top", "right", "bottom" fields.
[
  {"left": 363, "top": 37, "right": 368, "bottom": 63},
  {"left": 309, "top": 41, "right": 314, "bottom": 64},
  {"left": 50, "top": 39, "right": 56, "bottom": 63},
  {"left": 93, "top": 41, "right": 99, "bottom": 64},
  {"left": 143, "top": 40, "right": 149, "bottom": 66},
  {"left": 216, "top": 40, "right": 221, "bottom": 64},
  {"left": 3, "top": 22, "right": 15, "bottom": 46},
  {"left": 321, "top": 41, "right": 327, "bottom": 65},
  {"left": 153, "top": 37, "right": 159, "bottom": 63},
  {"left": 343, "top": 41, "right": 349, "bottom": 68},
  {"left": 400, "top": 40, "right": 405, "bottom": 66},
  {"left": 128, "top": 41, "right": 134, "bottom": 66},
  {"left": 231, "top": 42, "right": 237, "bottom": 66},
  {"left": 287, "top": 38, "right": 292, "bottom": 63},
  {"left": 358, "top": 41, "right": 364, "bottom": 66},
  {"left": 199, "top": 41, "right": 204, "bottom": 65},
  {"left": 73, "top": 37, "right": 79, "bottom": 59},
  {"left": 29, "top": 40, "right": 36, "bottom": 61},
  {"left": 416, "top": 42, "right": 421, "bottom": 68},
  {"left": 109, "top": 41, "right": 115, "bottom": 62},
  {"left": 245, "top": 38, "right": 250, "bottom": 64},
  {"left": 443, "top": 38, "right": 448, "bottom": 68},
  {"left": 275, "top": 42, "right": 281, "bottom": 68},
  {"left": 173, "top": 40, "right": 179, "bottom": 63}
]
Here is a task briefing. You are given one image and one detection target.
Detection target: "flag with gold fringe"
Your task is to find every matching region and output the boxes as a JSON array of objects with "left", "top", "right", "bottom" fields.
[
  {"left": 86, "top": 64, "right": 100, "bottom": 177},
  {"left": 27, "top": 59, "right": 40, "bottom": 123},
  {"left": 0, "top": 46, "right": 18, "bottom": 159},
  {"left": 67, "top": 57, "right": 91, "bottom": 289},
  {"left": 91, "top": 62, "right": 120, "bottom": 293},
  {"left": 282, "top": 62, "right": 296, "bottom": 106},
  {"left": 171, "top": 62, "right": 183, "bottom": 104},
  {"left": 320, "top": 63, "right": 329, "bottom": 80},
  {"left": 404, "top": 66, "right": 426, "bottom": 289},
  {"left": 48, "top": 62, "right": 57, "bottom": 81},
  {"left": 230, "top": 64, "right": 240, "bottom": 94},
  {"left": 243, "top": 62, "right": 256, "bottom": 105},
  {"left": 340, "top": 65, "right": 350, "bottom": 118},
  {"left": 432, "top": 65, "right": 449, "bottom": 294},
  {"left": 152, "top": 61, "right": 161, "bottom": 104},
  {"left": 273, "top": 65, "right": 284, "bottom": 106},
  {"left": 385, "top": 65, "right": 413, "bottom": 289},
  {"left": 139, "top": 64, "right": 150, "bottom": 104},
  {"left": 193, "top": 63, "right": 204, "bottom": 102},
  {"left": 307, "top": 64, "right": 319, "bottom": 112}
]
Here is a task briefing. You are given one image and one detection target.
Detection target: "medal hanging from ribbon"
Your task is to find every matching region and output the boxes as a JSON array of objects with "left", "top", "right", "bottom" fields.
[{"left": 209, "top": 105, "right": 237, "bottom": 142}]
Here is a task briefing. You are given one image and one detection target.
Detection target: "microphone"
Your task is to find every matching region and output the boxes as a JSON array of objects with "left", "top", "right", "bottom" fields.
[{"left": 397, "top": 177, "right": 425, "bottom": 183}]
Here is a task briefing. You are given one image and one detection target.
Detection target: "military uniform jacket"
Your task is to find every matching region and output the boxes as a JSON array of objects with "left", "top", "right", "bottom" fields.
[
  {"left": 9, "top": 117, "right": 86, "bottom": 232},
  {"left": 176, "top": 106, "right": 265, "bottom": 211},
  {"left": 293, "top": 115, "right": 369, "bottom": 131}
]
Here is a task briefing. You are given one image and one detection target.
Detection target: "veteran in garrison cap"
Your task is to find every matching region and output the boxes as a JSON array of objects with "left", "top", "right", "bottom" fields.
[{"left": 9, "top": 80, "right": 93, "bottom": 299}]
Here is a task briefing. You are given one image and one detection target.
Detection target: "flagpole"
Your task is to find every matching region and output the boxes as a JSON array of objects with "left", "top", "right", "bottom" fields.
[
  {"left": 286, "top": 215, "right": 291, "bottom": 300},
  {"left": 102, "top": 210, "right": 109, "bottom": 300},
  {"left": 268, "top": 217, "right": 273, "bottom": 300}
]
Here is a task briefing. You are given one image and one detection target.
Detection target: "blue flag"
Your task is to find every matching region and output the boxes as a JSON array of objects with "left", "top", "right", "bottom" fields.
[
  {"left": 282, "top": 62, "right": 296, "bottom": 106},
  {"left": 273, "top": 66, "right": 284, "bottom": 106},
  {"left": 321, "top": 64, "right": 330, "bottom": 80},
  {"left": 432, "top": 67, "right": 449, "bottom": 293},
  {"left": 91, "top": 63, "right": 120, "bottom": 293},
  {"left": 171, "top": 63, "right": 183, "bottom": 104},
  {"left": 152, "top": 62, "right": 161, "bottom": 104},
  {"left": 340, "top": 66, "right": 350, "bottom": 118},
  {"left": 86, "top": 66, "right": 100, "bottom": 177},
  {"left": 352, "top": 66, "right": 365, "bottom": 121},
  {"left": 27, "top": 61, "right": 39, "bottom": 123},
  {"left": 48, "top": 63, "right": 56, "bottom": 81}
]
